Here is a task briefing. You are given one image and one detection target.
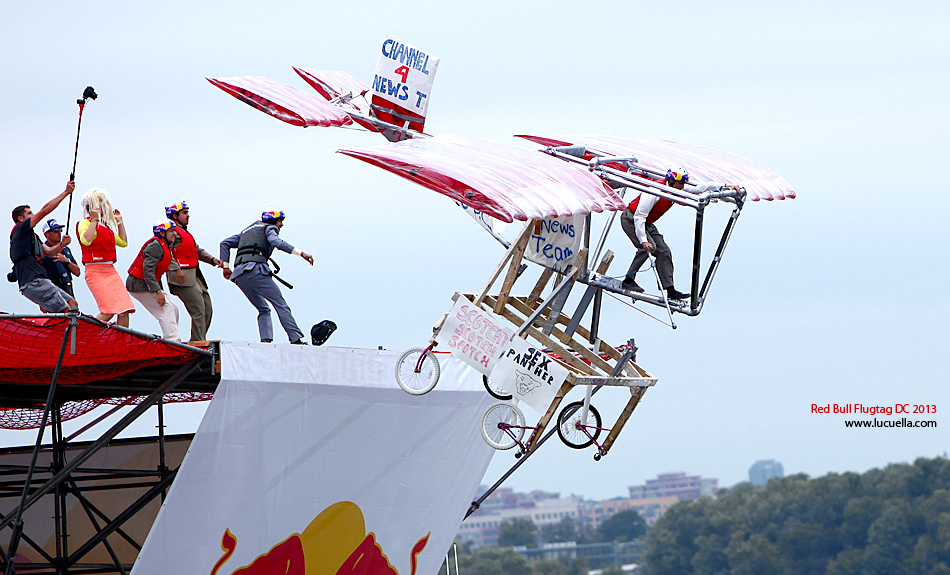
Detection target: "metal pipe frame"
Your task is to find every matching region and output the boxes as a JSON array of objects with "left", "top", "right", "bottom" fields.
[{"left": 536, "top": 148, "right": 747, "bottom": 319}]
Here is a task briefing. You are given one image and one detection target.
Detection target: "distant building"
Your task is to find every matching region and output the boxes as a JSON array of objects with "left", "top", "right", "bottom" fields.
[
  {"left": 459, "top": 488, "right": 583, "bottom": 547},
  {"left": 749, "top": 459, "right": 784, "bottom": 486},
  {"left": 627, "top": 472, "right": 718, "bottom": 501},
  {"left": 460, "top": 473, "right": 718, "bottom": 547},
  {"left": 582, "top": 495, "right": 679, "bottom": 528}
]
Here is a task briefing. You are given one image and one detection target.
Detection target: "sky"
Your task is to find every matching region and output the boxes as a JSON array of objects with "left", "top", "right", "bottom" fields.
[{"left": 1, "top": 0, "right": 947, "bottom": 502}]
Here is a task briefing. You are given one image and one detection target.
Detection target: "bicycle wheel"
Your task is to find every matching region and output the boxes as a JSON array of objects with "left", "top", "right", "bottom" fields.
[
  {"left": 556, "top": 401, "right": 602, "bottom": 449},
  {"left": 483, "top": 374, "right": 513, "bottom": 401},
  {"left": 394, "top": 348, "right": 440, "bottom": 395},
  {"left": 480, "top": 402, "right": 526, "bottom": 450}
]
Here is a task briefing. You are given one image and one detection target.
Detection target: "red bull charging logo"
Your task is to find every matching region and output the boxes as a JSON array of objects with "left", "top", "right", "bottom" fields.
[{"left": 210, "top": 501, "right": 430, "bottom": 575}]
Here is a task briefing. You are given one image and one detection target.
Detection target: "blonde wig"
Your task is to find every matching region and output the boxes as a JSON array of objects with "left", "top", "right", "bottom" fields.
[{"left": 81, "top": 188, "right": 119, "bottom": 232}]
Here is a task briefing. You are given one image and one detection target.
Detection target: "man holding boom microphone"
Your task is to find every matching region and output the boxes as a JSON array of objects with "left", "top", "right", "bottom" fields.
[{"left": 8, "top": 182, "right": 80, "bottom": 313}]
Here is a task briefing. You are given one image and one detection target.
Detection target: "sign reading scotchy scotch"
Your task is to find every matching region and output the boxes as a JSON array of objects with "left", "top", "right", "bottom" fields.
[
  {"left": 372, "top": 35, "right": 440, "bottom": 117},
  {"left": 435, "top": 298, "right": 514, "bottom": 375}
]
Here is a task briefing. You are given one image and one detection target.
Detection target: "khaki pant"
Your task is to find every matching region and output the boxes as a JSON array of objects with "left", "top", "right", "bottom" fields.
[
  {"left": 620, "top": 211, "right": 674, "bottom": 290},
  {"left": 169, "top": 273, "right": 213, "bottom": 341},
  {"left": 130, "top": 291, "right": 180, "bottom": 342}
]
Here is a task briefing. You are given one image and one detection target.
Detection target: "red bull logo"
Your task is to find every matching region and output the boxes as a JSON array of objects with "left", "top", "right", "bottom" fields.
[{"left": 210, "top": 501, "right": 429, "bottom": 575}]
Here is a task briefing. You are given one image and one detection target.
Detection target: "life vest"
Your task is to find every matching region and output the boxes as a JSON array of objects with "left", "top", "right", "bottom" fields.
[
  {"left": 627, "top": 195, "right": 673, "bottom": 224},
  {"left": 128, "top": 237, "right": 173, "bottom": 283},
  {"left": 233, "top": 221, "right": 276, "bottom": 266},
  {"left": 173, "top": 225, "right": 199, "bottom": 268},
  {"left": 78, "top": 218, "right": 118, "bottom": 264}
]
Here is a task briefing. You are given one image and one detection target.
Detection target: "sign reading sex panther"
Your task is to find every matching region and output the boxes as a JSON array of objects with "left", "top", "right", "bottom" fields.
[{"left": 491, "top": 337, "right": 569, "bottom": 414}]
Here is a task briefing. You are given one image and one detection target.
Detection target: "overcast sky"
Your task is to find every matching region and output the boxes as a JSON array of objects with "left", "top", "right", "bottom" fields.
[{"left": 1, "top": 0, "right": 947, "bottom": 501}]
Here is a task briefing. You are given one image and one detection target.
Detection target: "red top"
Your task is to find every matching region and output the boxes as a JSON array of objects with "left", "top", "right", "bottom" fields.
[
  {"left": 128, "top": 237, "right": 173, "bottom": 283},
  {"left": 173, "top": 226, "right": 199, "bottom": 268},
  {"left": 78, "top": 218, "right": 118, "bottom": 264},
  {"left": 627, "top": 195, "right": 674, "bottom": 224}
]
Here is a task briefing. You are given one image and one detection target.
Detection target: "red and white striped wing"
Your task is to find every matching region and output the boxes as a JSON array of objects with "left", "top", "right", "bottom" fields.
[
  {"left": 338, "top": 133, "right": 626, "bottom": 223},
  {"left": 207, "top": 76, "right": 353, "bottom": 127},
  {"left": 293, "top": 68, "right": 369, "bottom": 105},
  {"left": 292, "top": 67, "right": 377, "bottom": 132},
  {"left": 518, "top": 134, "right": 796, "bottom": 202}
]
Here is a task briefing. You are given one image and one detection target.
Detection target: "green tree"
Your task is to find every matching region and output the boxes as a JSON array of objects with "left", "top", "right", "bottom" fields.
[
  {"left": 531, "top": 559, "right": 571, "bottom": 575},
  {"left": 725, "top": 532, "right": 786, "bottom": 575},
  {"left": 460, "top": 547, "right": 532, "bottom": 575},
  {"left": 640, "top": 458, "right": 950, "bottom": 575},
  {"left": 540, "top": 516, "right": 580, "bottom": 544},
  {"left": 596, "top": 509, "right": 648, "bottom": 543},
  {"left": 498, "top": 517, "right": 538, "bottom": 548}
]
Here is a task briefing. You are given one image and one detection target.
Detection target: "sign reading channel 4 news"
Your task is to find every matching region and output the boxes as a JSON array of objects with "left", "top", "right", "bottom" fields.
[
  {"left": 372, "top": 35, "right": 440, "bottom": 117},
  {"left": 435, "top": 298, "right": 515, "bottom": 375},
  {"left": 525, "top": 215, "right": 585, "bottom": 274},
  {"left": 492, "top": 337, "right": 570, "bottom": 414}
]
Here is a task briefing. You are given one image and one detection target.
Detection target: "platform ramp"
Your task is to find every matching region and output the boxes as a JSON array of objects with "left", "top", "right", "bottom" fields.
[{"left": 132, "top": 343, "right": 494, "bottom": 575}]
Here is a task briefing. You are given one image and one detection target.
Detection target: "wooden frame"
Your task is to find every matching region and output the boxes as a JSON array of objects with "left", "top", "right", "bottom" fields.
[{"left": 437, "top": 219, "right": 657, "bottom": 458}]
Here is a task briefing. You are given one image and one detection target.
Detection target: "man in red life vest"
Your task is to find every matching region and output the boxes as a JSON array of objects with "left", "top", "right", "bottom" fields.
[
  {"left": 126, "top": 219, "right": 181, "bottom": 341},
  {"left": 163, "top": 201, "right": 222, "bottom": 342},
  {"left": 621, "top": 166, "right": 740, "bottom": 300}
]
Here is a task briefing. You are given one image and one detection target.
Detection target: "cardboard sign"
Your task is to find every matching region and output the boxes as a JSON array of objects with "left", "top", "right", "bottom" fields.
[
  {"left": 435, "top": 298, "right": 514, "bottom": 375},
  {"left": 372, "top": 35, "right": 440, "bottom": 117},
  {"left": 491, "top": 337, "right": 570, "bottom": 414},
  {"left": 525, "top": 215, "right": 585, "bottom": 273}
]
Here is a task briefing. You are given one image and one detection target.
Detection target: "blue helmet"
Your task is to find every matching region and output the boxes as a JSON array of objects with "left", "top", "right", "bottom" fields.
[
  {"left": 666, "top": 166, "right": 690, "bottom": 184},
  {"left": 262, "top": 208, "right": 285, "bottom": 223},
  {"left": 165, "top": 200, "right": 189, "bottom": 219},
  {"left": 153, "top": 219, "right": 177, "bottom": 237}
]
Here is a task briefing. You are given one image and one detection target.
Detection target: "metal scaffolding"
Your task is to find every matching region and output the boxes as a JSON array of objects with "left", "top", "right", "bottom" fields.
[{"left": 0, "top": 313, "right": 218, "bottom": 575}]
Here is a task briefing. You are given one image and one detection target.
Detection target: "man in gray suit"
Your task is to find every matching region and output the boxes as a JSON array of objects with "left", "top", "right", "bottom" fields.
[{"left": 220, "top": 208, "right": 314, "bottom": 344}]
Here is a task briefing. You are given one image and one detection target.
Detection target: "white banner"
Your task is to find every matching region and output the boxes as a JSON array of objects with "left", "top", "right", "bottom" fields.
[
  {"left": 372, "top": 35, "right": 440, "bottom": 117},
  {"left": 131, "top": 343, "right": 495, "bottom": 575},
  {"left": 491, "top": 337, "right": 570, "bottom": 414},
  {"left": 435, "top": 298, "right": 515, "bottom": 375},
  {"left": 456, "top": 202, "right": 508, "bottom": 243},
  {"left": 526, "top": 215, "right": 585, "bottom": 273}
]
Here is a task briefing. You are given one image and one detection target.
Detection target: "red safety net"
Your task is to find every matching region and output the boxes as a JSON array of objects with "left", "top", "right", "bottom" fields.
[
  {"left": 0, "top": 315, "right": 214, "bottom": 430},
  {"left": 0, "top": 316, "right": 199, "bottom": 385},
  {"left": 0, "top": 399, "right": 105, "bottom": 430}
]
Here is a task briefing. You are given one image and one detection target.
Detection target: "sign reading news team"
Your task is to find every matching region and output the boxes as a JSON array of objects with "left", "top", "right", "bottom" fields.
[
  {"left": 372, "top": 35, "right": 440, "bottom": 117},
  {"left": 526, "top": 215, "right": 585, "bottom": 274}
]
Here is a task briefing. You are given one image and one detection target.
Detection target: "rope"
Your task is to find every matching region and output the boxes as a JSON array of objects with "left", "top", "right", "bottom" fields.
[{"left": 604, "top": 291, "right": 673, "bottom": 328}]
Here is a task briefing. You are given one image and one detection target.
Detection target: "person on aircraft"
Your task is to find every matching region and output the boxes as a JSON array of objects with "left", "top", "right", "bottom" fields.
[{"left": 621, "top": 166, "right": 740, "bottom": 300}]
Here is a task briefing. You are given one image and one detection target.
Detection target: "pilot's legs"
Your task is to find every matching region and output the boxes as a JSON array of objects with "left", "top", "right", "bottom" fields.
[
  {"left": 620, "top": 214, "right": 674, "bottom": 290},
  {"left": 235, "top": 275, "right": 274, "bottom": 341}
]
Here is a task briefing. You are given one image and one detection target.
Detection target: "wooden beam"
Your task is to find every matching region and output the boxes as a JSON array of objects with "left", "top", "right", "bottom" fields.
[
  {"left": 474, "top": 221, "right": 534, "bottom": 307},
  {"left": 483, "top": 296, "right": 596, "bottom": 376},
  {"left": 493, "top": 228, "right": 532, "bottom": 314},
  {"left": 527, "top": 268, "right": 554, "bottom": 307}
]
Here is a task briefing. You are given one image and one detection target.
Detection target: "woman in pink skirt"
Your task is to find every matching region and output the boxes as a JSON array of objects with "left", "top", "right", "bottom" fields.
[{"left": 76, "top": 188, "right": 135, "bottom": 326}]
